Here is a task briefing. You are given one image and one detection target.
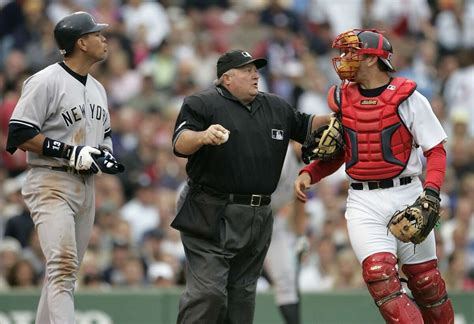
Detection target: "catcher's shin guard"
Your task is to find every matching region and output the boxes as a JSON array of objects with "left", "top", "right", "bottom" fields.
[
  {"left": 362, "top": 252, "right": 423, "bottom": 323},
  {"left": 402, "top": 260, "right": 454, "bottom": 324}
]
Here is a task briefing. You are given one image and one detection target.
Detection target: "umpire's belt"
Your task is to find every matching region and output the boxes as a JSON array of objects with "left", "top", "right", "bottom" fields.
[
  {"left": 190, "top": 182, "right": 271, "bottom": 207},
  {"left": 350, "top": 176, "right": 412, "bottom": 190},
  {"left": 229, "top": 193, "right": 271, "bottom": 207}
]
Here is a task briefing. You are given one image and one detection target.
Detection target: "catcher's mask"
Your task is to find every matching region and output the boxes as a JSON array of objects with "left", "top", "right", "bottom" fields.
[{"left": 331, "top": 29, "right": 395, "bottom": 81}]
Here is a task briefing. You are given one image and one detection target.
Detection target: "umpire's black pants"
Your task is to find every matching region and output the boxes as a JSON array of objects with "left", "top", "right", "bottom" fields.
[{"left": 177, "top": 203, "right": 273, "bottom": 324}]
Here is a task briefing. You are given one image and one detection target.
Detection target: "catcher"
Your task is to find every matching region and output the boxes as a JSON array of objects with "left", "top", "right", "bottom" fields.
[{"left": 295, "top": 29, "right": 453, "bottom": 324}]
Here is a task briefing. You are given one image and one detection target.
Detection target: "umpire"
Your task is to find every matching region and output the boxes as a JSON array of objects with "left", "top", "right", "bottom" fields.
[{"left": 171, "top": 49, "right": 329, "bottom": 324}]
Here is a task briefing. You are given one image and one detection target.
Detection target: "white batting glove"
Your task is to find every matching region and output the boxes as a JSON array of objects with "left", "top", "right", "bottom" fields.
[{"left": 67, "top": 146, "right": 101, "bottom": 170}]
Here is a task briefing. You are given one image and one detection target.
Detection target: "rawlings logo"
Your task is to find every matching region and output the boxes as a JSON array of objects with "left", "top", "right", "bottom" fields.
[{"left": 360, "top": 99, "right": 378, "bottom": 105}]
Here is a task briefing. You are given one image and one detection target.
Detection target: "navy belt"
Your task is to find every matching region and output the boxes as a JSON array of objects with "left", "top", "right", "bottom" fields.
[{"left": 350, "top": 177, "right": 412, "bottom": 190}]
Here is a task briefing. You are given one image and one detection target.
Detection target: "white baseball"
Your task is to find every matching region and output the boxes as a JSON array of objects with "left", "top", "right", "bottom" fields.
[{"left": 219, "top": 130, "right": 229, "bottom": 143}]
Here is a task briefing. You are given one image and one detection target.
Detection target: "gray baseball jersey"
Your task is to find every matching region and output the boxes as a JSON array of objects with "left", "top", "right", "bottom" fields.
[{"left": 9, "top": 62, "right": 112, "bottom": 164}]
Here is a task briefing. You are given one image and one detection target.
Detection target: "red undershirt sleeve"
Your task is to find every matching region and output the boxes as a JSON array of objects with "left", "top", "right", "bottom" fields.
[
  {"left": 423, "top": 142, "right": 446, "bottom": 191},
  {"left": 299, "top": 153, "right": 345, "bottom": 184}
]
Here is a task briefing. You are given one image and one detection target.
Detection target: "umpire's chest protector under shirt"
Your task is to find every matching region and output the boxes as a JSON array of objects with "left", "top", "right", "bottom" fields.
[{"left": 173, "top": 86, "right": 312, "bottom": 195}]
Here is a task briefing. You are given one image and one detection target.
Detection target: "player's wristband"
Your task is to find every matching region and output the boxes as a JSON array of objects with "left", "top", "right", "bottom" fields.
[
  {"left": 42, "top": 137, "right": 71, "bottom": 159},
  {"left": 424, "top": 187, "right": 440, "bottom": 200}
]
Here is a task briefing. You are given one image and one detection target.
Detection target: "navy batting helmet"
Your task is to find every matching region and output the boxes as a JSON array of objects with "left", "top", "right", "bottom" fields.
[{"left": 54, "top": 12, "right": 108, "bottom": 55}]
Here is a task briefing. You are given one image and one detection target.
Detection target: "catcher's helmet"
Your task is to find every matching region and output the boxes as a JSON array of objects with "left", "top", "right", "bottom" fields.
[
  {"left": 331, "top": 29, "right": 395, "bottom": 81},
  {"left": 54, "top": 11, "right": 108, "bottom": 55}
]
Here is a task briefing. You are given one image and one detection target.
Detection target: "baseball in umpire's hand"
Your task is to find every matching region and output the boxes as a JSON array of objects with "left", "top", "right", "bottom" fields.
[
  {"left": 217, "top": 130, "right": 229, "bottom": 144},
  {"left": 203, "top": 124, "right": 230, "bottom": 145}
]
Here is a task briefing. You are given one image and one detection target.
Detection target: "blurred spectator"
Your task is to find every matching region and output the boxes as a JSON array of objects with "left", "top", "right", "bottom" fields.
[
  {"left": 22, "top": 231, "right": 45, "bottom": 280},
  {"left": 369, "top": 0, "right": 433, "bottom": 37},
  {"left": 147, "top": 261, "right": 175, "bottom": 287},
  {"left": 106, "top": 49, "right": 142, "bottom": 106},
  {"left": 332, "top": 248, "right": 364, "bottom": 290},
  {"left": 101, "top": 239, "right": 132, "bottom": 286},
  {"left": 260, "top": 0, "right": 302, "bottom": 34},
  {"left": 79, "top": 251, "right": 108, "bottom": 289},
  {"left": 228, "top": 4, "right": 269, "bottom": 55},
  {"left": 444, "top": 250, "right": 474, "bottom": 291},
  {"left": 3, "top": 206, "right": 33, "bottom": 249},
  {"left": 0, "top": 237, "right": 22, "bottom": 290},
  {"left": 120, "top": 176, "right": 160, "bottom": 245},
  {"left": 299, "top": 236, "right": 336, "bottom": 292},
  {"left": 121, "top": 256, "right": 146, "bottom": 287},
  {"left": 6, "top": 258, "right": 38, "bottom": 288},
  {"left": 126, "top": 71, "right": 169, "bottom": 114},
  {"left": 121, "top": 0, "right": 170, "bottom": 50},
  {"left": 308, "top": 0, "right": 365, "bottom": 37}
]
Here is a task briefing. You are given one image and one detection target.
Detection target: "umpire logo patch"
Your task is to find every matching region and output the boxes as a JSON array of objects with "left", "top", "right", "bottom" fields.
[{"left": 272, "top": 129, "right": 284, "bottom": 140}]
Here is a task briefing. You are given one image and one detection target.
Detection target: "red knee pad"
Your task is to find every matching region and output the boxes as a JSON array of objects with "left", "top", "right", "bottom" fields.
[
  {"left": 362, "top": 252, "right": 400, "bottom": 302},
  {"left": 362, "top": 253, "right": 423, "bottom": 323},
  {"left": 402, "top": 260, "right": 447, "bottom": 307},
  {"left": 402, "top": 260, "right": 454, "bottom": 324}
]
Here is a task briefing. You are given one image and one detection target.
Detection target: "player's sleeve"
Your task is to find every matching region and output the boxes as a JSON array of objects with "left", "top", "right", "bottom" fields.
[
  {"left": 172, "top": 95, "right": 207, "bottom": 157},
  {"left": 285, "top": 98, "right": 312, "bottom": 144},
  {"left": 6, "top": 75, "right": 50, "bottom": 153},
  {"left": 299, "top": 153, "right": 345, "bottom": 184},
  {"left": 398, "top": 90, "right": 447, "bottom": 152}
]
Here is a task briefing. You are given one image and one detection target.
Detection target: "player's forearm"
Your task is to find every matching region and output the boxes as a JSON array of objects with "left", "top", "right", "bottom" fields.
[
  {"left": 310, "top": 114, "right": 331, "bottom": 132},
  {"left": 17, "top": 133, "right": 46, "bottom": 154},
  {"left": 174, "top": 130, "right": 206, "bottom": 155},
  {"left": 423, "top": 142, "right": 446, "bottom": 191}
]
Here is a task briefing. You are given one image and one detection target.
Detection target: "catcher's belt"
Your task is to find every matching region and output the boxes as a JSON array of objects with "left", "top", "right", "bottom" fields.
[{"left": 350, "top": 177, "right": 412, "bottom": 190}]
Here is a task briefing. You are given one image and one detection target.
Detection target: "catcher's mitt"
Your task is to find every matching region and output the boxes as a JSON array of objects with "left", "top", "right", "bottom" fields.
[
  {"left": 302, "top": 114, "right": 344, "bottom": 164},
  {"left": 388, "top": 188, "right": 441, "bottom": 245}
]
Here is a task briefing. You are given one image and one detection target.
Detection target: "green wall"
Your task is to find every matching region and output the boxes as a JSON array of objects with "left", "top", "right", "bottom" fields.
[{"left": 0, "top": 289, "right": 472, "bottom": 323}]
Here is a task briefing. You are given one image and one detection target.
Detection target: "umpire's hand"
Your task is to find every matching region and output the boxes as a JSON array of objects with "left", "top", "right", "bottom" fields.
[
  {"left": 202, "top": 124, "right": 230, "bottom": 145},
  {"left": 294, "top": 172, "right": 311, "bottom": 203}
]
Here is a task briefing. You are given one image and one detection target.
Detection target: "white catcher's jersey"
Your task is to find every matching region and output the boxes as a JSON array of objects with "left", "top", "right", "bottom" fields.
[{"left": 9, "top": 63, "right": 112, "bottom": 166}]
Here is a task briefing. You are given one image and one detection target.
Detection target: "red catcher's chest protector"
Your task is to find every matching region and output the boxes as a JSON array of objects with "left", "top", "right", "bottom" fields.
[{"left": 328, "top": 77, "right": 416, "bottom": 181}]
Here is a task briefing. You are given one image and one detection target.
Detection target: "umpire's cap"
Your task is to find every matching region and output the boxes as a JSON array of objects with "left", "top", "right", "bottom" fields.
[
  {"left": 216, "top": 50, "right": 267, "bottom": 78},
  {"left": 54, "top": 11, "right": 108, "bottom": 55}
]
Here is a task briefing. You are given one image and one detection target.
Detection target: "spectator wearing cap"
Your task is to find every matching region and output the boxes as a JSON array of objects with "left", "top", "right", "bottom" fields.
[
  {"left": 171, "top": 49, "right": 330, "bottom": 323},
  {"left": 147, "top": 261, "right": 175, "bottom": 287}
]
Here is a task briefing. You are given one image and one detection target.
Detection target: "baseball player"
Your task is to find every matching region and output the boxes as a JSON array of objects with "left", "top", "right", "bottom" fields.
[
  {"left": 295, "top": 30, "right": 454, "bottom": 323},
  {"left": 264, "top": 143, "right": 308, "bottom": 324},
  {"left": 6, "top": 12, "right": 123, "bottom": 324}
]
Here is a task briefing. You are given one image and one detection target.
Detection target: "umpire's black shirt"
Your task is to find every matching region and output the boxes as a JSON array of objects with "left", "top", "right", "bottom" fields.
[{"left": 172, "top": 85, "right": 313, "bottom": 195}]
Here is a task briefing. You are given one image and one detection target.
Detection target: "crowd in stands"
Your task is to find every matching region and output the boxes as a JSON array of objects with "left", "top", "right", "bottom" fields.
[{"left": 0, "top": 0, "right": 473, "bottom": 293}]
